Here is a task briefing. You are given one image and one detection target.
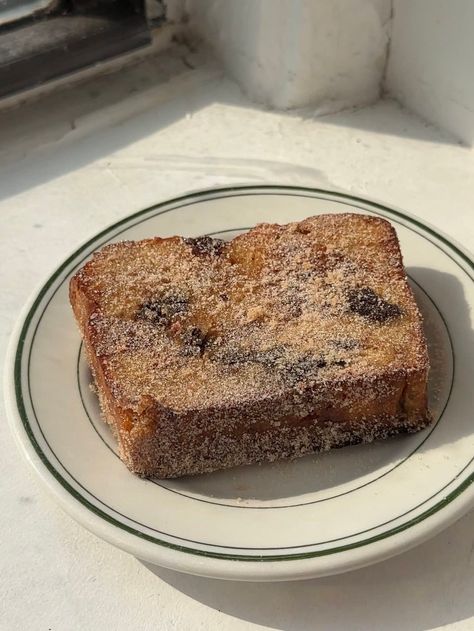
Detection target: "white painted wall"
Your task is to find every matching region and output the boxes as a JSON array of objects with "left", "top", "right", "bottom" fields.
[
  {"left": 186, "top": 0, "right": 391, "bottom": 112},
  {"left": 386, "top": 0, "right": 474, "bottom": 145}
]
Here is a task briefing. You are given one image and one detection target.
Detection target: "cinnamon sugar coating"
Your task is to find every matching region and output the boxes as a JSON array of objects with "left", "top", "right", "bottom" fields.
[{"left": 70, "top": 214, "right": 430, "bottom": 478}]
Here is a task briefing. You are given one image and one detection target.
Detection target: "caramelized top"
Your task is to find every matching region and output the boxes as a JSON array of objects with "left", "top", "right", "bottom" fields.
[{"left": 73, "top": 213, "right": 428, "bottom": 413}]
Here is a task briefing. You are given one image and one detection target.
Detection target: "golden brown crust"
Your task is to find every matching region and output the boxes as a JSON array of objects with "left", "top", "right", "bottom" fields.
[{"left": 70, "top": 213, "right": 430, "bottom": 478}]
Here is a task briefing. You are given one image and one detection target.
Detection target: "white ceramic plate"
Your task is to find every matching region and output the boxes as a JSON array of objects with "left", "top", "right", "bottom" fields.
[{"left": 5, "top": 186, "right": 474, "bottom": 581}]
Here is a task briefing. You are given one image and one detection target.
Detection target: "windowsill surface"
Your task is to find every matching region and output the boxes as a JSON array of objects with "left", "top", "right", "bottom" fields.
[{"left": 1, "top": 46, "right": 473, "bottom": 631}]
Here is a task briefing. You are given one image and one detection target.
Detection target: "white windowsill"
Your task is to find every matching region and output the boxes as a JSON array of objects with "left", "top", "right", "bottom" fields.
[{"left": 1, "top": 46, "right": 473, "bottom": 631}]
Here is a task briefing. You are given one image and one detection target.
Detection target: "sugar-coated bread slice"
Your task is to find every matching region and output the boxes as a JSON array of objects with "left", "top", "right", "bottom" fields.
[{"left": 70, "top": 213, "right": 430, "bottom": 478}]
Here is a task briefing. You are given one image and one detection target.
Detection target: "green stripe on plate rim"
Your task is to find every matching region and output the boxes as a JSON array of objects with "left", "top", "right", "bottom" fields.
[{"left": 13, "top": 185, "right": 474, "bottom": 562}]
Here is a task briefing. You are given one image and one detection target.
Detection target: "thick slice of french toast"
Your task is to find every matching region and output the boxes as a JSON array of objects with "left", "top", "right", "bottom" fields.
[{"left": 70, "top": 213, "right": 430, "bottom": 478}]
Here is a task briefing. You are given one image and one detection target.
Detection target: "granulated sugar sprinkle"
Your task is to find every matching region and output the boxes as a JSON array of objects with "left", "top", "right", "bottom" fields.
[{"left": 75, "top": 213, "right": 428, "bottom": 414}]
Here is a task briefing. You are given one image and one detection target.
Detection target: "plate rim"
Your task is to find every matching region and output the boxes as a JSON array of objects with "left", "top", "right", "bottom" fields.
[{"left": 5, "top": 184, "right": 474, "bottom": 579}]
